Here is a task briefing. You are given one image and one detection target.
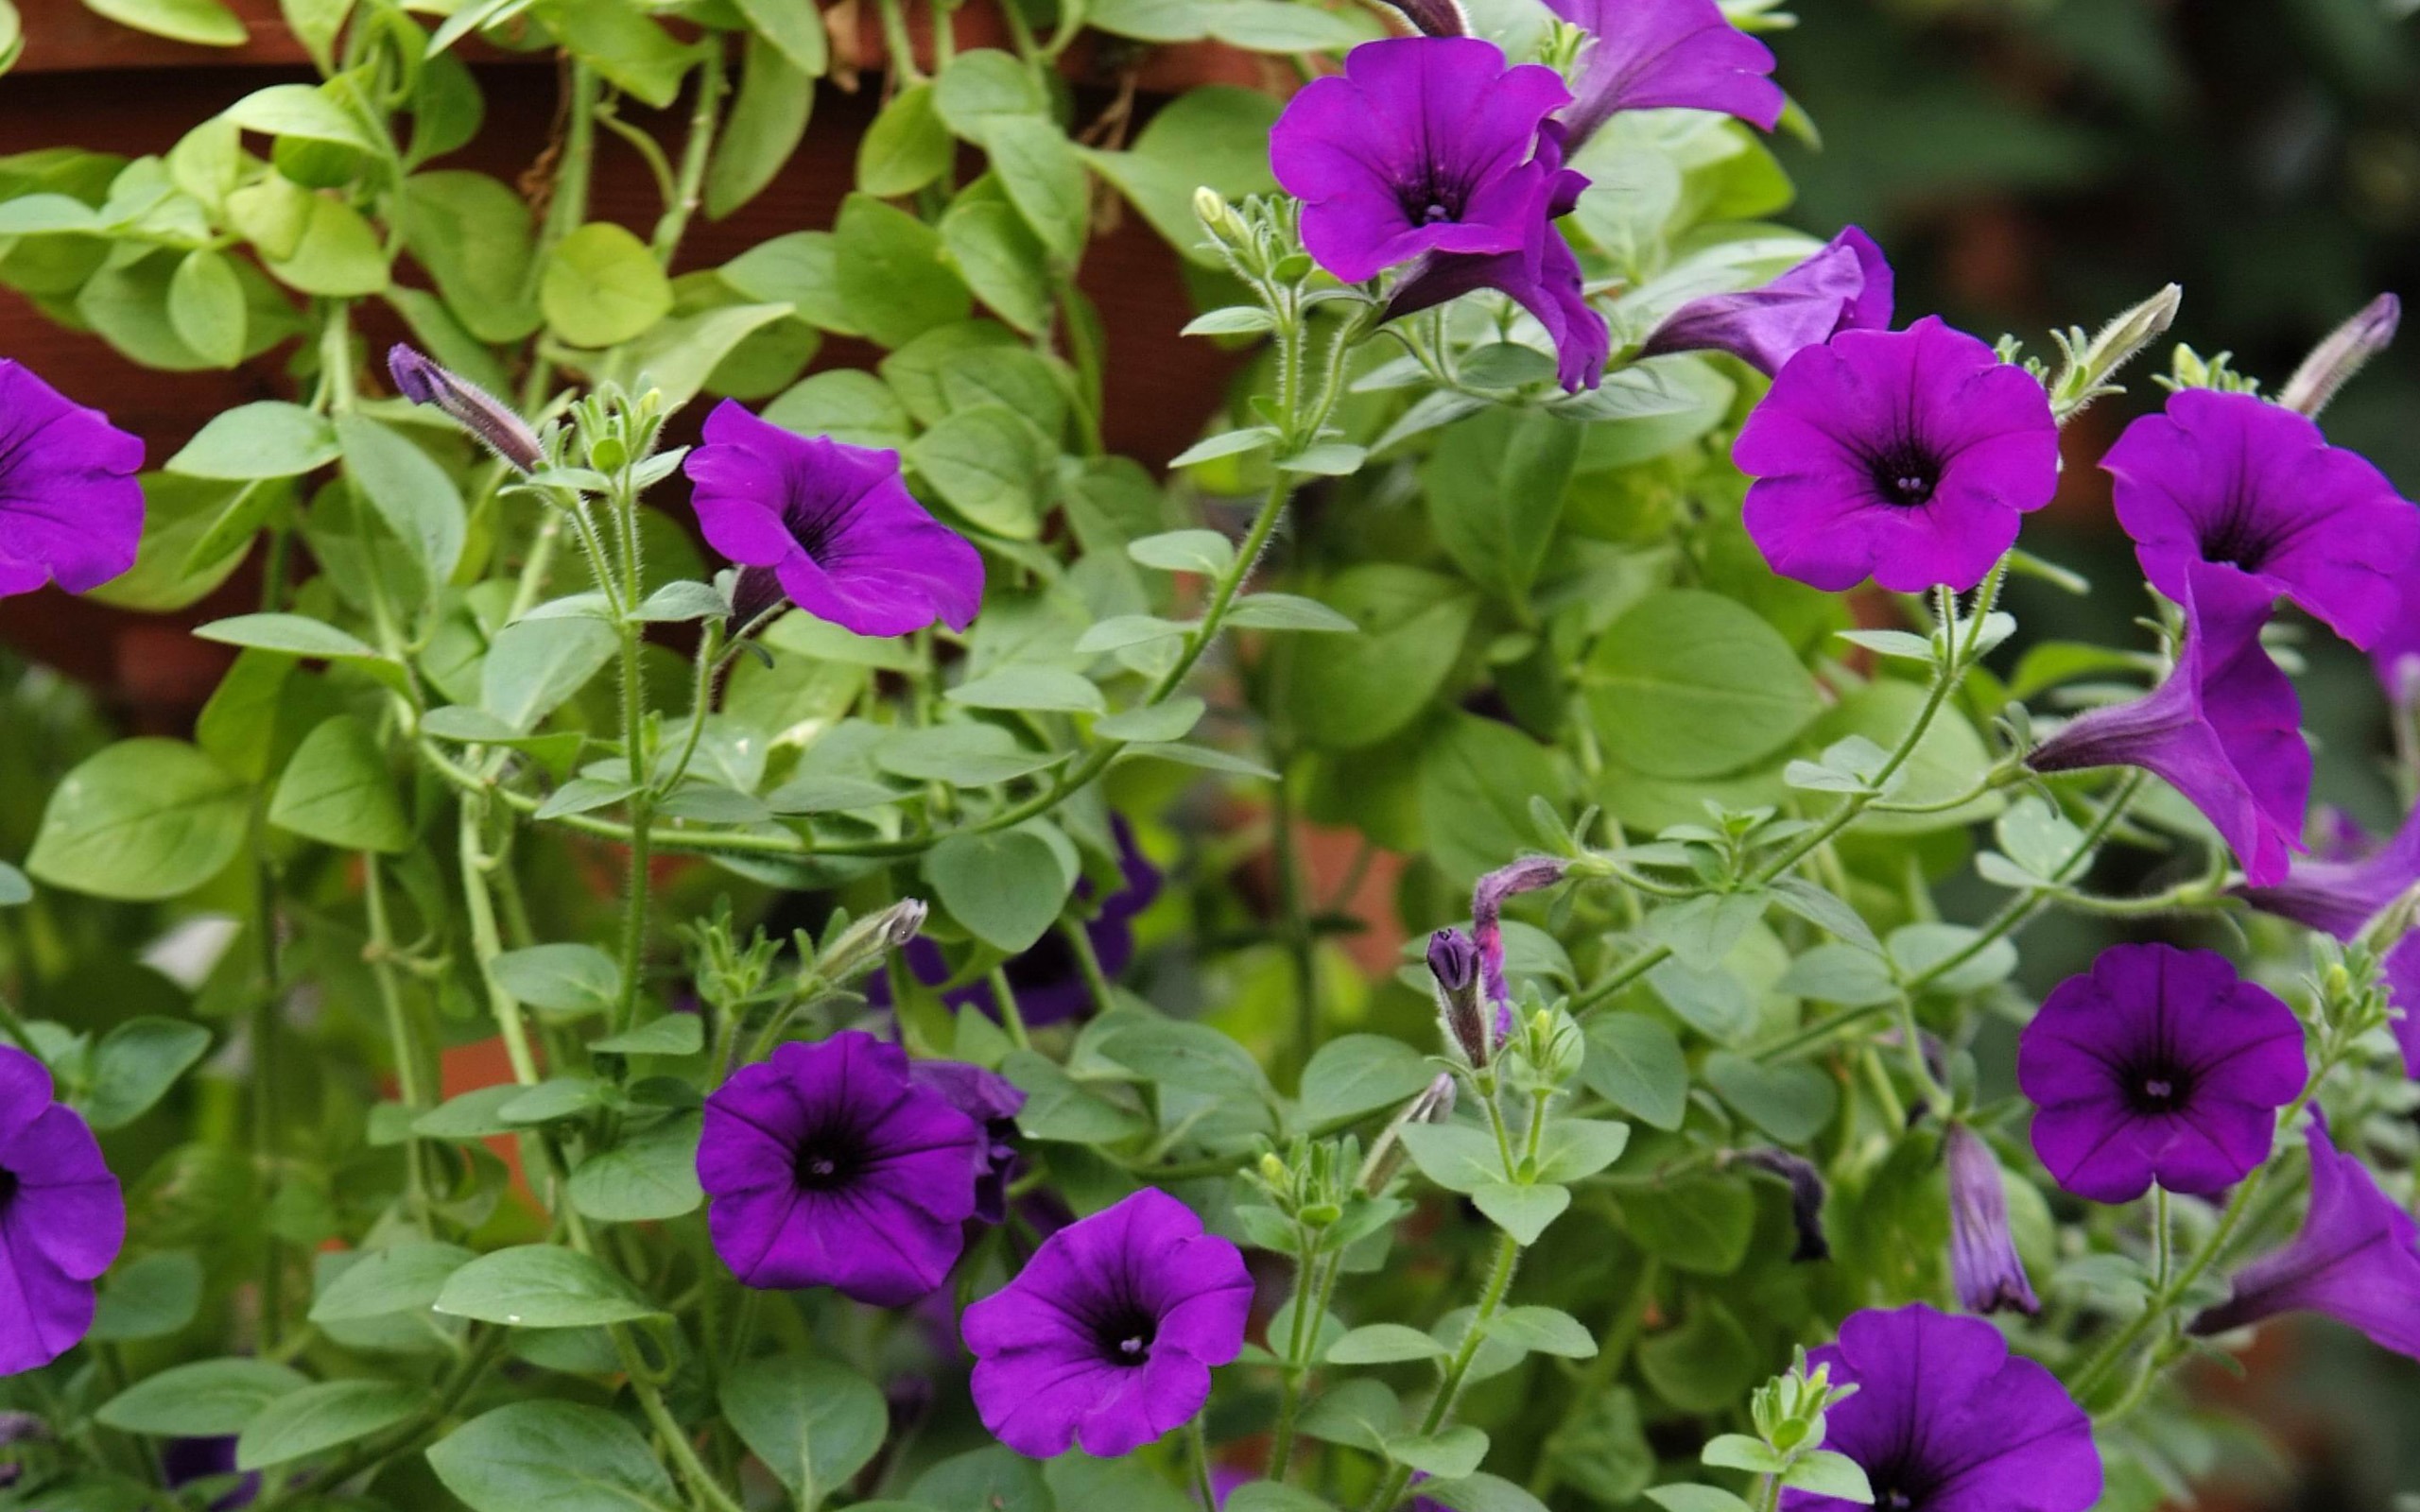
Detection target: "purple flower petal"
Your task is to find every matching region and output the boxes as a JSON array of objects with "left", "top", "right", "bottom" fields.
[
  {"left": 684, "top": 402, "right": 983, "bottom": 639},
  {"left": 1639, "top": 227, "right": 1893, "bottom": 375},
  {"left": 963, "top": 1188, "right": 1250, "bottom": 1459},
  {"left": 0, "top": 359, "right": 145, "bottom": 599},
  {"left": 1550, "top": 0, "right": 1783, "bottom": 151},
  {"left": 1785, "top": 1304, "right": 2100, "bottom": 1512},
  {"left": 1945, "top": 1124, "right": 2037, "bottom": 1316},
  {"left": 1733, "top": 317, "right": 2059, "bottom": 593},
  {"left": 2235, "top": 797, "right": 2420, "bottom": 938},
  {"left": 0, "top": 1045, "right": 124, "bottom": 1374},
  {"left": 2017, "top": 942, "right": 2304, "bottom": 1204},
  {"left": 2107, "top": 388, "right": 2419, "bottom": 651}
]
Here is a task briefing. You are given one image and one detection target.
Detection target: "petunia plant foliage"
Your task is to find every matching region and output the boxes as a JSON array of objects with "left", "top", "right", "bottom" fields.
[{"left": 3, "top": 0, "right": 2420, "bottom": 1510}]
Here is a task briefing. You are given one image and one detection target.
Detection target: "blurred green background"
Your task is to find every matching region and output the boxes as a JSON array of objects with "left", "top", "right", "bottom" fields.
[{"left": 1774, "top": 3, "right": 2420, "bottom": 1504}]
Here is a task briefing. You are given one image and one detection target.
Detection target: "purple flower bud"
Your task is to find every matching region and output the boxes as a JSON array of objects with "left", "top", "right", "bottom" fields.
[
  {"left": 385, "top": 345, "right": 544, "bottom": 473},
  {"left": 1944, "top": 1124, "right": 2039, "bottom": 1316},
  {"left": 1375, "top": 0, "right": 1468, "bottom": 34},
  {"left": 2280, "top": 293, "right": 2401, "bottom": 419},
  {"left": 1473, "top": 857, "right": 1568, "bottom": 1038},
  {"left": 1735, "top": 1147, "right": 1829, "bottom": 1263},
  {"left": 1427, "top": 927, "right": 1490, "bottom": 1066}
]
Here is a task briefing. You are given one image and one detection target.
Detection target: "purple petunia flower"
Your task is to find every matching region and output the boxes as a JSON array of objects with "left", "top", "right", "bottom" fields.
[
  {"left": 2106, "top": 388, "right": 2420, "bottom": 651},
  {"left": 2190, "top": 1116, "right": 2420, "bottom": 1359},
  {"left": 1637, "top": 227, "right": 1893, "bottom": 376},
  {"left": 162, "top": 1436, "right": 260, "bottom": 1511},
  {"left": 697, "top": 1031, "right": 986, "bottom": 1306},
  {"left": 1784, "top": 1304, "right": 2100, "bottom": 1512},
  {"left": 0, "top": 1044, "right": 126, "bottom": 1374},
  {"left": 1270, "top": 37, "right": 1572, "bottom": 285},
  {"left": 905, "top": 1059, "right": 1026, "bottom": 1225},
  {"left": 2016, "top": 942, "right": 2305, "bottom": 1204},
  {"left": 1426, "top": 927, "right": 1489, "bottom": 1067},
  {"left": 683, "top": 401, "right": 984, "bottom": 639},
  {"left": 2369, "top": 550, "right": 2420, "bottom": 705},
  {"left": 1944, "top": 1124, "right": 2038, "bottom": 1316},
  {"left": 1732, "top": 317, "right": 2059, "bottom": 594},
  {"left": 2235, "top": 800, "right": 2420, "bottom": 939},
  {"left": 2026, "top": 562, "right": 2310, "bottom": 887},
  {"left": 873, "top": 817, "right": 1163, "bottom": 1027},
  {"left": 2386, "top": 934, "right": 2420, "bottom": 1080},
  {"left": 962, "top": 1187, "right": 1251, "bottom": 1458},
  {"left": 388, "top": 346, "right": 543, "bottom": 473},
  {"left": 1547, "top": 0, "right": 1784, "bottom": 152},
  {"left": 1471, "top": 856, "right": 1568, "bottom": 1037},
  {"left": 0, "top": 359, "right": 144, "bottom": 600},
  {"left": 1387, "top": 122, "right": 1609, "bottom": 392}
]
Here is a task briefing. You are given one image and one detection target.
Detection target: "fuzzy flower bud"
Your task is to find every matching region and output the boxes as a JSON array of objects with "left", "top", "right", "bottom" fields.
[
  {"left": 1472, "top": 856, "right": 1570, "bottom": 1038},
  {"left": 817, "top": 899, "right": 929, "bottom": 983},
  {"left": 1427, "top": 927, "right": 1490, "bottom": 1067},
  {"left": 1944, "top": 1124, "right": 2039, "bottom": 1316},
  {"left": 387, "top": 345, "right": 544, "bottom": 472},
  {"left": 2281, "top": 293, "right": 2400, "bottom": 419},
  {"left": 1360, "top": 1071, "right": 1458, "bottom": 1193}
]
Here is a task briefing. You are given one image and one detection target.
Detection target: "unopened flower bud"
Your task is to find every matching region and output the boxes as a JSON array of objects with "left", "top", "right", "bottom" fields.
[
  {"left": 1376, "top": 0, "right": 1469, "bottom": 35},
  {"left": 1944, "top": 1124, "right": 2038, "bottom": 1315},
  {"left": 1736, "top": 1147, "right": 1830, "bottom": 1263},
  {"left": 2282, "top": 293, "right": 2400, "bottom": 419},
  {"left": 1259, "top": 1151, "right": 1290, "bottom": 1187},
  {"left": 1359, "top": 1071, "right": 1457, "bottom": 1192},
  {"left": 1472, "top": 856, "right": 1570, "bottom": 1038},
  {"left": 1427, "top": 927, "right": 1490, "bottom": 1066},
  {"left": 387, "top": 345, "right": 544, "bottom": 473},
  {"left": 817, "top": 898, "right": 929, "bottom": 982}
]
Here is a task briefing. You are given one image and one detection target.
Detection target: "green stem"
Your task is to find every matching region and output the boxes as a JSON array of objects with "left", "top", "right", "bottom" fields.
[
  {"left": 1190, "top": 1417, "right": 1219, "bottom": 1511},
  {"left": 527, "top": 64, "right": 599, "bottom": 302},
  {"left": 252, "top": 839, "right": 285, "bottom": 1350},
  {"left": 1528, "top": 1257, "right": 1658, "bottom": 1498},
  {"left": 1063, "top": 918, "right": 1116, "bottom": 1016},
  {"left": 651, "top": 46, "right": 726, "bottom": 265},
  {"left": 363, "top": 857, "right": 433, "bottom": 1229},
  {"left": 991, "top": 969, "right": 1032, "bottom": 1052},
  {"left": 459, "top": 800, "right": 543, "bottom": 1085},
  {"left": 615, "top": 616, "right": 653, "bottom": 1038},
  {"left": 1363, "top": 1232, "right": 1521, "bottom": 1512},
  {"left": 1271, "top": 753, "right": 1321, "bottom": 1083},
  {"left": 1267, "top": 1228, "right": 1322, "bottom": 1478}
]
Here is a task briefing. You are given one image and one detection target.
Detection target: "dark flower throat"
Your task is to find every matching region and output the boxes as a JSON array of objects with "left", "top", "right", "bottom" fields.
[
  {"left": 792, "top": 1124, "right": 868, "bottom": 1192},
  {"left": 1866, "top": 441, "right": 1941, "bottom": 508},
  {"left": 0, "top": 1166, "right": 17, "bottom": 1210},
  {"left": 1096, "top": 1304, "right": 1158, "bottom": 1367}
]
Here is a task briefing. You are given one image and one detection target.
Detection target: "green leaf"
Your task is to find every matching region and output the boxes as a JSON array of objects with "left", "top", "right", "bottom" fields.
[
  {"left": 1128, "top": 528, "right": 1236, "bottom": 576},
  {"left": 1805, "top": 678, "right": 2004, "bottom": 835},
  {"left": 908, "top": 1447, "right": 1050, "bottom": 1512},
  {"left": 1643, "top": 1489, "right": 1756, "bottom": 1512},
  {"left": 1486, "top": 1305, "right": 1597, "bottom": 1358},
  {"left": 0, "top": 863, "right": 26, "bottom": 908},
  {"left": 1223, "top": 593, "right": 1358, "bottom": 632},
  {"left": 97, "top": 1359, "right": 311, "bottom": 1436},
  {"left": 980, "top": 115, "right": 1088, "bottom": 261},
  {"left": 263, "top": 198, "right": 389, "bottom": 297},
  {"left": 542, "top": 0, "right": 689, "bottom": 106},
  {"left": 1207, "top": 0, "right": 1369, "bottom": 48},
  {"left": 568, "top": 1113, "right": 704, "bottom": 1222},
  {"left": 763, "top": 369, "right": 909, "bottom": 447},
  {"left": 400, "top": 172, "right": 543, "bottom": 343},
  {"left": 1616, "top": 1179, "right": 1754, "bottom": 1275},
  {"left": 731, "top": 0, "right": 825, "bottom": 75},
  {"left": 1584, "top": 590, "right": 1822, "bottom": 779},
  {"left": 1702, "top": 1053, "right": 1838, "bottom": 1143},
  {"left": 858, "top": 83, "right": 953, "bottom": 198},
  {"left": 909, "top": 404, "right": 1046, "bottom": 539},
  {"left": 1086, "top": 87, "right": 1281, "bottom": 264},
  {"left": 1388, "top": 1425, "right": 1490, "bottom": 1480},
  {"left": 1580, "top": 1015, "right": 1688, "bottom": 1132},
  {"left": 1423, "top": 408, "right": 1581, "bottom": 602},
  {"left": 1282, "top": 566, "right": 1476, "bottom": 750},
  {"left": 1094, "top": 697, "right": 1203, "bottom": 744},
  {"left": 1001, "top": 1049, "right": 1150, "bottom": 1143},
  {"left": 1168, "top": 427, "right": 1277, "bottom": 468},
  {"left": 432, "top": 1245, "right": 667, "bottom": 1328},
  {"left": 724, "top": 232, "right": 859, "bottom": 336},
  {"left": 933, "top": 50, "right": 1047, "bottom": 136},
  {"left": 1419, "top": 713, "right": 1568, "bottom": 887},
  {"left": 167, "top": 249, "right": 247, "bottom": 368},
  {"left": 1699, "top": 1435, "right": 1786, "bottom": 1475},
  {"left": 875, "top": 723, "right": 1062, "bottom": 787},
  {"left": 592, "top": 1015, "right": 705, "bottom": 1056},
  {"left": 614, "top": 301, "right": 795, "bottom": 412},
  {"left": 489, "top": 944, "right": 623, "bottom": 1017},
  {"left": 1783, "top": 1452, "right": 1875, "bottom": 1503},
  {"left": 1326, "top": 1323, "right": 1448, "bottom": 1365},
  {"left": 1415, "top": 1474, "right": 1554, "bottom": 1512},
  {"left": 482, "top": 616, "right": 618, "bottom": 732},
  {"left": 269, "top": 714, "right": 411, "bottom": 852},
  {"left": 1223, "top": 1485, "right": 1336, "bottom": 1512},
  {"left": 940, "top": 197, "right": 1051, "bottom": 334},
  {"left": 1398, "top": 1123, "right": 1504, "bottom": 1194},
  {"left": 1297, "top": 1034, "right": 1435, "bottom": 1127},
  {"left": 1637, "top": 1300, "right": 1758, "bottom": 1413},
  {"left": 1889, "top": 922, "right": 2018, "bottom": 995},
  {"left": 542, "top": 222, "right": 672, "bottom": 348},
  {"left": 947, "top": 666, "right": 1103, "bottom": 714},
  {"left": 337, "top": 412, "right": 466, "bottom": 587},
  {"left": 90, "top": 1250, "right": 204, "bottom": 1342},
  {"left": 223, "top": 82, "right": 375, "bottom": 149},
  {"left": 236, "top": 1380, "right": 420, "bottom": 1470},
  {"left": 720, "top": 1356, "right": 888, "bottom": 1510},
  {"left": 413, "top": 1085, "right": 526, "bottom": 1141},
  {"left": 834, "top": 193, "right": 970, "bottom": 348},
  {"left": 81, "top": 0, "right": 245, "bottom": 43},
  {"left": 709, "top": 35, "right": 812, "bottom": 219},
  {"left": 428, "top": 1401, "right": 682, "bottom": 1512},
  {"left": 925, "top": 829, "right": 1073, "bottom": 953},
  {"left": 80, "top": 1017, "right": 212, "bottom": 1129},
  {"left": 195, "top": 611, "right": 380, "bottom": 662},
  {"left": 1534, "top": 1118, "right": 1631, "bottom": 1182},
  {"left": 1473, "top": 1181, "right": 1570, "bottom": 1244},
  {"left": 310, "top": 1242, "right": 476, "bottom": 1323},
  {"left": 167, "top": 402, "right": 337, "bottom": 480},
  {"left": 27, "top": 739, "right": 247, "bottom": 901}
]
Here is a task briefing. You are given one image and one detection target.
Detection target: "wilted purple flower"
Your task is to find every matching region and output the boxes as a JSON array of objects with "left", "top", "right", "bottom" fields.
[
  {"left": 1547, "top": 0, "right": 1784, "bottom": 152},
  {"left": 1270, "top": 37, "right": 1572, "bottom": 285},
  {"left": 387, "top": 346, "right": 543, "bottom": 472},
  {"left": 906, "top": 1059, "right": 1026, "bottom": 1225},
  {"left": 1638, "top": 227, "right": 1893, "bottom": 376},
  {"left": 697, "top": 1032, "right": 985, "bottom": 1305},
  {"left": 2280, "top": 293, "right": 2401, "bottom": 419},
  {"left": 1426, "top": 927, "right": 1489, "bottom": 1066},
  {"left": 162, "top": 1436, "right": 260, "bottom": 1511},
  {"left": 2106, "top": 388, "right": 2418, "bottom": 651},
  {"left": 0, "top": 359, "right": 143, "bottom": 600},
  {"left": 1734, "top": 1148, "right": 1829, "bottom": 1263},
  {"left": 1387, "top": 122, "right": 1608, "bottom": 392},
  {"left": 2191, "top": 1116, "right": 2420, "bottom": 1359},
  {"left": 1786, "top": 1304, "right": 2099, "bottom": 1512},
  {"left": 1360, "top": 1071, "right": 1458, "bottom": 1193},
  {"left": 962, "top": 1188, "right": 1252, "bottom": 1458},
  {"left": 1943, "top": 1124, "right": 2037, "bottom": 1315},
  {"left": 2026, "top": 562, "right": 2309, "bottom": 887},
  {"left": 873, "top": 817, "right": 1162, "bottom": 1027},
  {"left": 0, "top": 1044, "right": 126, "bottom": 1374},
  {"left": 2235, "top": 800, "right": 2420, "bottom": 939},
  {"left": 684, "top": 402, "right": 984, "bottom": 638},
  {"left": 1732, "top": 317, "right": 2059, "bottom": 594},
  {"left": 2016, "top": 943, "right": 2305, "bottom": 1204},
  {"left": 1472, "top": 856, "right": 1570, "bottom": 1036}
]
